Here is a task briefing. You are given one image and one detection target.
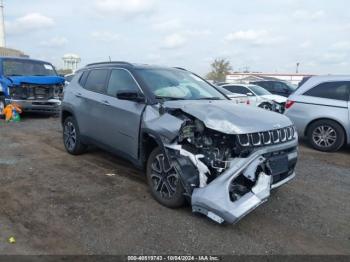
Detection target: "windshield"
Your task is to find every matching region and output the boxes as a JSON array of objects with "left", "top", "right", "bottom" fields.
[
  {"left": 284, "top": 81, "right": 297, "bottom": 90},
  {"left": 248, "top": 85, "right": 272, "bottom": 96},
  {"left": 2, "top": 59, "right": 57, "bottom": 77},
  {"left": 136, "top": 68, "right": 226, "bottom": 100}
]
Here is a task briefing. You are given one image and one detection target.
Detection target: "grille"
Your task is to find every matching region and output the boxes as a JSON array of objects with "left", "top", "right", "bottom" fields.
[
  {"left": 10, "top": 84, "right": 63, "bottom": 100},
  {"left": 237, "top": 126, "right": 296, "bottom": 147}
]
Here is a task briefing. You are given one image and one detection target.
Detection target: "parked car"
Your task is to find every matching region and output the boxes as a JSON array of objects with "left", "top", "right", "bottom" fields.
[
  {"left": 252, "top": 80, "right": 297, "bottom": 97},
  {"left": 221, "top": 84, "right": 287, "bottom": 113},
  {"left": 0, "top": 57, "right": 65, "bottom": 116},
  {"left": 61, "top": 62, "right": 298, "bottom": 224},
  {"left": 215, "top": 85, "right": 250, "bottom": 105},
  {"left": 64, "top": 73, "right": 75, "bottom": 85},
  {"left": 285, "top": 76, "right": 350, "bottom": 152}
]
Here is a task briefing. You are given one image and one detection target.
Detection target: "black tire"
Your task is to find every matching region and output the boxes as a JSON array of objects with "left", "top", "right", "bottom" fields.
[
  {"left": 146, "top": 147, "right": 185, "bottom": 208},
  {"left": 0, "top": 95, "right": 5, "bottom": 119},
  {"left": 307, "top": 120, "right": 345, "bottom": 152},
  {"left": 63, "top": 116, "right": 87, "bottom": 155},
  {"left": 259, "top": 102, "right": 273, "bottom": 111}
]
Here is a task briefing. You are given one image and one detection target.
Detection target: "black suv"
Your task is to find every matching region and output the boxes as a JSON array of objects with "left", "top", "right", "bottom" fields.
[{"left": 252, "top": 80, "right": 297, "bottom": 97}]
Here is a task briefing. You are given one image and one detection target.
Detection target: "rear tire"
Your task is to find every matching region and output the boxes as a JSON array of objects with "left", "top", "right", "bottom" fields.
[
  {"left": 63, "top": 116, "right": 87, "bottom": 155},
  {"left": 307, "top": 120, "right": 345, "bottom": 152},
  {"left": 146, "top": 147, "right": 185, "bottom": 208}
]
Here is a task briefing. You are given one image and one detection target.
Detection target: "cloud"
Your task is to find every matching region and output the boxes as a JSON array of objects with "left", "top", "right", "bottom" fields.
[
  {"left": 293, "top": 10, "right": 325, "bottom": 21},
  {"left": 7, "top": 13, "right": 55, "bottom": 34},
  {"left": 331, "top": 41, "right": 350, "bottom": 50},
  {"left": 319, "top": 52, "right": 347, "bottom": 64},
  {"left": 161, "top": 33, "right": 187, "bottom": 49},
  {"left": 299, "top": 41, "right": 312, "bottom": 49},
  {"left": 152, "top": 19, "right": 182, "bottom": 31},
  {"left": 95, "top": 0, "right": 156, "bottom": 17},
  {"left": 91, "top": 31, "right": 120, "bottom": 42},
  {"left": 40, "top": 36, "right": 68, "bottom": 48},
  {"left": 224, "top": 30, "right": 282, "bottom": 46}
]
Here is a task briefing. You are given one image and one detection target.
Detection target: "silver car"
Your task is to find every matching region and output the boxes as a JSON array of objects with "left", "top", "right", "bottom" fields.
[
  {"left": 62, "top": 62, "right": 298, "bottom": 224},
  {"left": 285, "top": 76, "right": 350, "bottom": 152}
]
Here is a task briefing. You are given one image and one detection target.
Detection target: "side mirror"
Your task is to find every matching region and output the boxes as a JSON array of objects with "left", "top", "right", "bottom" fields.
[
  {"left": 246, "top": 92, "right": 254, "bottom": 96},
  {"left": 116, "top": 90, "right": 145, "bottom": 103}
]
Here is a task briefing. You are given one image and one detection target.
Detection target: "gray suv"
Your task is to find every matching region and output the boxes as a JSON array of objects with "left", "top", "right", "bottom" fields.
[
  {"left": 61, "top": 62, "right": 298, "bottom": 224},
  {"left": 285, "top": 76, "right": 350, "bottom": 152}
]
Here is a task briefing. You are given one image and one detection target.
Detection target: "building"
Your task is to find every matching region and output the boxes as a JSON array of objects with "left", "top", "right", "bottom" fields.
[
  {"left": 62, "top": 54, "right": 81, "bottom": 71},
  {"left": 0, "top": 46, "right": 28, "bottom": 57},
  {"left": 226, "top": 73, "right": 314, "bottom": 85}
]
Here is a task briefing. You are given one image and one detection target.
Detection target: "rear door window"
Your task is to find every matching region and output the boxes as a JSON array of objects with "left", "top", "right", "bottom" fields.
[
  {"left": 224, "top": 85, "right": 250, "bottom": 95},
  {"left": 304, "top": 81, "right": 350, "bottom": 101},
  {"left": 84, "top": 69, "right": 109, "bottom": 93},
  {"left": 106, "top": 69, "right": 140, "bottom": 97}
]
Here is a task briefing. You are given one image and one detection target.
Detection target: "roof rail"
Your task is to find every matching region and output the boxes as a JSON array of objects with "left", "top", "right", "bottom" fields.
[
  {"left": 86, "top": 61, "right": 134, "bottom": 67},
  {"left": 174, "top": 67, "right": 187, "bottom": 71}
]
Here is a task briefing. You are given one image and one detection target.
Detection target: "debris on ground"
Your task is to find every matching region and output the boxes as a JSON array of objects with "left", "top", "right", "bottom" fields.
[
  {"left": 2, "top": 103, "right": 22, "bottom": 122},
  {"left": 8, "top": 237, "right": 16, "bottom": 244}
]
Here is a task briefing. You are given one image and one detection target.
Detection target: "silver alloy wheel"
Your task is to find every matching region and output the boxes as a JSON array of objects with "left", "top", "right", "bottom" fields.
[
  {"left": 150, "top": 154, "right": 179, "bottom": 199},
  {"left": 312, "top": 125, "right": 337, "bottom": 148},
  {"left": 63, "top": 121, "right": 77, "bottom": 151}
]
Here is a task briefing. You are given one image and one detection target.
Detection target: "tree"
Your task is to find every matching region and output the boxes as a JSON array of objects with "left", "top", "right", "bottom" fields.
[
  {"left": 206, "top": 58, "right": 232, "bottom": 82},
  {"left": 57, "top": 68, "right": 73, "bottom": 76}
]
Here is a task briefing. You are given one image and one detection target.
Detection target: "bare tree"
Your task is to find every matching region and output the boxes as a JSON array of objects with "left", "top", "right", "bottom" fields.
[{"left": 206, "top": 58, "right": 232, "bottom": 82}]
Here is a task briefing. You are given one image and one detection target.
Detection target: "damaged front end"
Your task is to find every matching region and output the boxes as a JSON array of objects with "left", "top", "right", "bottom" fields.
[{"left": 145, "top": 104, "right": 298, "bottom": 224}]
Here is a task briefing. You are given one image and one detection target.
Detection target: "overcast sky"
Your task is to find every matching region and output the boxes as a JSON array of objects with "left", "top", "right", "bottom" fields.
[{"left": 4, "top": 0, "right": 350, "bottom": 75}]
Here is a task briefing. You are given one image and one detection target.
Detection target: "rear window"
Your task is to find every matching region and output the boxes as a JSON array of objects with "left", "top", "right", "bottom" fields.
[
  {"left": 84, "top": 69, "right": 109, "bottom": 93},
  {"left": 304, "top": 81, "right": 350, "bottom": 101}
]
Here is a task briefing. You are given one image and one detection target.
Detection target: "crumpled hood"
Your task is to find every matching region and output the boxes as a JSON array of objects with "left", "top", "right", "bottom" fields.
[
  {"left": 164, "top": 100, "right": 292, "bottom": 134},
  {"left": 261, "top": 94, "right": 287, "bottom": 104},
  {"left": 6, "top": 76, "right": 65, "bottom": 86}
]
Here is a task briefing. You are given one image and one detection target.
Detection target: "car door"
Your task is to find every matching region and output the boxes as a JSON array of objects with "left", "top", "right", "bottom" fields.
[
  {"left": 303, "top": 81, "right": 350, "bottom": 129},
  {"left": 99, "top": 69, "right": 146, "bottom": 160},
  {"left": 74, "top": 69, "right": 110, "bottom": 139}
]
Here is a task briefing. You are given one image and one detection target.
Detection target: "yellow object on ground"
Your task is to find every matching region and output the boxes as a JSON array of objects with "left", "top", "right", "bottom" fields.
[{"left": 8, "top": 237, "right": 16, "bottom": 244}]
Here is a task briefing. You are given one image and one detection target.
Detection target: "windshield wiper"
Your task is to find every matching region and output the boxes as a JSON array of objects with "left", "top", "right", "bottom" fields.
[
  {"left": 155, "top": 96, "right": 186, "bottom": 101},
  {"left": 198, "top": 97, "right": 222, "bottom": 100},
  {"left": 7, "top": 74, "right": 24, "bottom": 77}
]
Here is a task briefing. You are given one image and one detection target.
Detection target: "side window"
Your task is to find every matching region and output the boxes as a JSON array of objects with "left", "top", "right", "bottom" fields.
[
  {"left": 78, "top": 71, "right": 89, "bottom": 87},
  {"left": 263, "top": 82, "right": 275, "bottom": 92},
  {"left": 224, "top": 86, "right": 250, "bottom": 95},
  {"left": 304, "top": 81, "right": 350, "bottom": 101},
  {"left": 107, "top": 69, "right": 139, "bottom": 97},
  {"left": 84, "top": 69, "right": 109, "bottom": 93}
]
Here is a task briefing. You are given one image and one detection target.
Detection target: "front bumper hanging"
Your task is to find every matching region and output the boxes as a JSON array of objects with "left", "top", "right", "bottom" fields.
[{"left": 168, "top": 139, "right": 298, "bottom": 224}]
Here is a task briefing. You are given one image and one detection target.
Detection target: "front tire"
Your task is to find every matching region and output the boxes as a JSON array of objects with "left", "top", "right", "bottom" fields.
[
  {"left": 259, "top": 102, "right": 273, "bottom": 111},
  {"left": 307, "top": 120, "right": 345, "bottom": 152},
  {"left": 146, "top": 147, "right": 185, "bottom": 208},
  {"left": 63, "top": 116, "right": 87, "bottom": 155},
  {"left": 0, "top": 95, "right": 5, "bottom": 119}
]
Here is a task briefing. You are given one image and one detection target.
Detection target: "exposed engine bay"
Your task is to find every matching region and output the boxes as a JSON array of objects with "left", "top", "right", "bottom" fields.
[
  {"left": 9, "top": 83, "right": 64, "bottom": 100},
  {"left": 143, "top": 102, "right": 299, "bottom": 224}
]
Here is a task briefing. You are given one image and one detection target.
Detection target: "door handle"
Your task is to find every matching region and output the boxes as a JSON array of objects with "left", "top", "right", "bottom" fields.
[
  {"left": 101, "top": 100, "right": 111, "bottom": 106},
  {"left": 75, "top": 92, "right": 84, "bottom": 98}
]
